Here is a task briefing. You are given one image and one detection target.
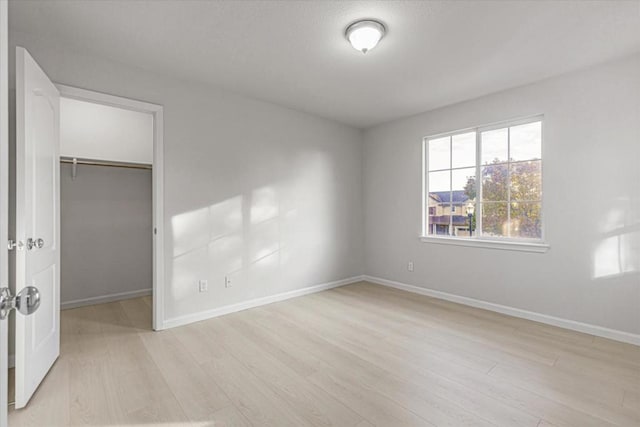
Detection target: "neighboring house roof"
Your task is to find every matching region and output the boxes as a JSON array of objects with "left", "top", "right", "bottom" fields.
[{"left": 429, "top": 190, "right": 470, "bottom": 204}]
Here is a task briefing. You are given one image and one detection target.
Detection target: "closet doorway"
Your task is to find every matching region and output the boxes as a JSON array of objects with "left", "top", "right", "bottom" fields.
[{"left": 57, "top": 86, "right": 164, "bottom": 330}]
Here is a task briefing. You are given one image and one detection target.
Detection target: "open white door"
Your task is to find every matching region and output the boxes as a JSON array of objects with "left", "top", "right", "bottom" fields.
[
  {"left": 14, "top": 47, "right": 60, "bottom": 409},
  {"left": 0, "top": 1, "right": 9, "bottom": 425}
]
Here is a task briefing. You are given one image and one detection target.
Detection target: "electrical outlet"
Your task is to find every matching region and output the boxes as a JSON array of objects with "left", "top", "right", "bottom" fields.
[
  {"left": 407, "top": 261, "right": 414, "bottom": 272},
  {"left": 225, "top": 276, "right": 232, "bottom": 288},
  {"left": 198, "top": 279, "right": 208, "bottom": 292}
]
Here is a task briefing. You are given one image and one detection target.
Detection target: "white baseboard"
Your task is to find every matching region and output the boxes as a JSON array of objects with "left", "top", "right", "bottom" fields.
[
  {"left": 162, "top": 275, "right": 365, "bottom": 330},
  {"left": 61, "top": 288, "right": 152, "bottom": 310},
  {"left": 364, "top": 275, "right": 640, "bottom": 347}
]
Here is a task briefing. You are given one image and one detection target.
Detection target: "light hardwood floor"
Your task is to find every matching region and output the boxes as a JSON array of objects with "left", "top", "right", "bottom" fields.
[{"left": 8, "top": 281, "right": 640, "bottom": 426}]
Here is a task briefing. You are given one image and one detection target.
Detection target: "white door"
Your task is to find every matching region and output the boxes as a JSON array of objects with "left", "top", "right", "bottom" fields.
[
  {"left": 14, "top": 47, "right": 60, "bottom": 409},
  {"left": 0, "top": 1, "right": 9, "bottom": 425}
]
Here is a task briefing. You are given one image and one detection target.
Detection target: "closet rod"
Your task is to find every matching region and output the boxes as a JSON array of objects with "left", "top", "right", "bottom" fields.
[{"left": 60, "top": 157, "right": 152, "bottom": 170}]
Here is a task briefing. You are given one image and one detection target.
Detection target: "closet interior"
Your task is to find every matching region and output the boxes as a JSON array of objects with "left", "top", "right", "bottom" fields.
[{"left": 59, "top": 97, "right": 154, "bottom": 310}]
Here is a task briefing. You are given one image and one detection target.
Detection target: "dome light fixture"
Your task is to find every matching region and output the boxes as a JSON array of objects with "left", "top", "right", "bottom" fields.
[{"left": 345, "top": 19, "right": 386, "bottom": 54}]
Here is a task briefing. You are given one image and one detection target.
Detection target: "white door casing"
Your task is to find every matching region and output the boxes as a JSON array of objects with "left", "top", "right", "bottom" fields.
[{"left": 14, "top": 47, "right": 60, "bottom": 409}]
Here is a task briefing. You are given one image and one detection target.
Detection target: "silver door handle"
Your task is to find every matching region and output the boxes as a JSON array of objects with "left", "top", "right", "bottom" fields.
[
  {"left": 26, "top": 237, "right": 44, "bottom": 250},
  {"left": 0, "top": 286, "right": 41, "bottom": 320}
]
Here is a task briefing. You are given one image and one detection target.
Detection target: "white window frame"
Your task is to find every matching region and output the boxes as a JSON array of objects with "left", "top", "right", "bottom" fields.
[{"left": 421, "top": 115, "right": 549, "bottom": 253}]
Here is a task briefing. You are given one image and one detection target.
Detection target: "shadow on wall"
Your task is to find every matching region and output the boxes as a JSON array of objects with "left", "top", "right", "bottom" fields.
[
  {"left": 168, "top": 151, "right": 338, "bottom": 317},
  {"left": 592, "top": 197, "right": 639, "bottom": 279}
]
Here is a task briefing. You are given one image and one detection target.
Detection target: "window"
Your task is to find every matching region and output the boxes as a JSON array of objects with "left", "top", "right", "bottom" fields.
[{"left": 423, "top": 117, "right": 544, "bottom": 248}]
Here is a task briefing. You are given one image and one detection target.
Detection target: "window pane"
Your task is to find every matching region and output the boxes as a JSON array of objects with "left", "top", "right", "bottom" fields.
[
  {"left": 452, "top": 202, "right": 475, "bottom": 237},
  {"left": 481, "top": 202, "right": 508, "bottom": 237},
  {"left": 451, "top": 132, "right": 476, "bottom": 168},
  {"left": 427, "top": 169, "right": 451, "bottom": 236},
  {"left": 451, "top": 168, "right": 475, "bottom": 237},
  {"left": 428, "top": 170, "right": 450, "bottom": 193},
  {"left": 481, "top": 128, "right": 508, "bottom": 164},
  {"left": 510, "top": 121, "right": 541, "bottom": 161},
  {"left": 427, "top": 170, "right": 451, "bottom": 235},
  {"left": 510, "top": 160, "right": 541, "bottom": 201},
  {"left": 481, "top": 163, "right": 508, "bottom": 201},
  {"left": 428, "top": 136, "right": 450, "bottom": 171},
  {"left": 452, "top": 167, "right": 475, "bottom": 202},
  {"left": 511, "top": 202, "right": 542, "bottom": 239},
  {"left": 427, "top": 200, "right": 451, "bottom": 236}
]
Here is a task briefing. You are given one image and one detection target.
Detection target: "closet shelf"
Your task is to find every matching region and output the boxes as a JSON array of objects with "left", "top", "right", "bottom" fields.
[{"left": 60, "top": 157, "right": 152, "bottom": 170}]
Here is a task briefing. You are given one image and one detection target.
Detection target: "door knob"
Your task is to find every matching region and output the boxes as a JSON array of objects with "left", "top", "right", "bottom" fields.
[
  {"left": 0, "top": 286, "right": 41, "bottom": 320},
  {"left": 16, "top": 286, "right": 41, "bottom": 315},
  {"left": 26, "top": 237, "right": 44, "bottom": 250}
]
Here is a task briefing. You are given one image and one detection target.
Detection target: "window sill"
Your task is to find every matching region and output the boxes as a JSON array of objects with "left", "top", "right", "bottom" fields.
[{"left": 419, "top": 236, "right": 550, "bottom": 253}]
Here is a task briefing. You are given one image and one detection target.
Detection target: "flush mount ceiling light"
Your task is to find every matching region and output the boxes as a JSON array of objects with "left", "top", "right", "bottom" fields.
[{"left": 345, "top": 19, "right": 386, "bottom": 54}]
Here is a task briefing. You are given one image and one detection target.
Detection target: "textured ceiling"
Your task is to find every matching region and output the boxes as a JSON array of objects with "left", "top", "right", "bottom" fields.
[{"left": 9, "top": 0, "right": 640, "bottom": 128}]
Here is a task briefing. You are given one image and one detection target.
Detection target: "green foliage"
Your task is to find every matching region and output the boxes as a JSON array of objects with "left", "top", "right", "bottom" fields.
[
  {"left": 464, "top": 159, "right": 542, "bottom": 238},
  {"left": 463, "top": 175, "right": 477, "bottom": 200}
]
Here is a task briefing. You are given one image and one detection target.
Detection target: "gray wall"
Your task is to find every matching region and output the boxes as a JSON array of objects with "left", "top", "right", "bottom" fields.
[
  {"left": 9, "top": 29, "right": 364, "bottom": 327},
  {"left": 60, "top": 163, "right": 152, "bottom": 307},
  {"left": 363, "top": 54, "right": 640, "bottom": 336}
]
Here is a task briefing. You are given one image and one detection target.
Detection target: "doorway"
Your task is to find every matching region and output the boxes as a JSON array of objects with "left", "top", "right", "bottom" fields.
[
  {"left": 6, "top": 83, "right": 164, "bottom": 413},
  {"left": 55, "top": 85, "right": 164, "bottom": 331},
  {"left": 60, "top": 97, "right": 153, "bottom": 313}
]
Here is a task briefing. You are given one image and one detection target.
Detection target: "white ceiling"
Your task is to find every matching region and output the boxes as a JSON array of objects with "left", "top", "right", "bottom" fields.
[{"left": 9, "top": 0, "right": 640, "bottom": 128}]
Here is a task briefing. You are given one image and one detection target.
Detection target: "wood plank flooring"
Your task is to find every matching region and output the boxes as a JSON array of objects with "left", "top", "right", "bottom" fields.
[{"left": 8, "top": 281, "right": 640, "bottom": 426}]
